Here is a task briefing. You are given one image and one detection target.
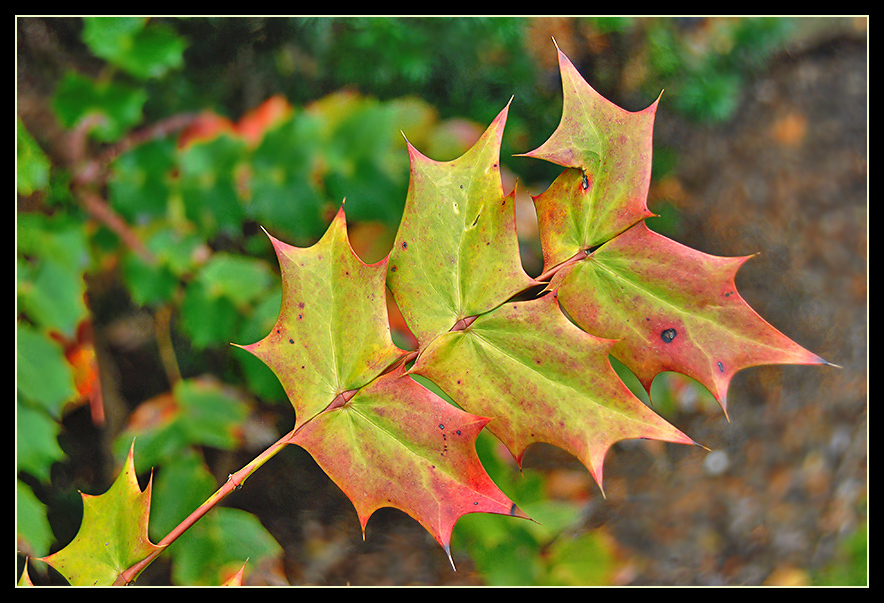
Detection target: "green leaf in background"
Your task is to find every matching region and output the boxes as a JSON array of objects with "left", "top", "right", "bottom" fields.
[
  {"left": 178, "top": 253, "right": 274, "bottom": 348},
  {"left": 17, "top": 480, "right": 54, "bottom": 559},
  {"left": 108, "top": 138, "right": 177, "bottom": 223},
  {"left": 168, "top": 507, "right": 282, "bottom": 586},
  {"left": 247, "top": 111, "right": 328, "bottom": 244},
  {"left": 113, "top": 377, "right": 250, "bottom": 471},
  {"left": 176, "top": 134, "right": 247, "bottom": 237},
  {"left": 17, "top": 120, "right": 50, "bottom": 196},
  {"left": 81, "top": 17, "right": 187, "bottom": 80},
  {"left": 16, "top": 402, "right": 65, "bottom": 482},
  {"left": 196, "top": 252, "right": 273, "bottom": 310},
  {"left": 16, "top": 324, "right": 76, "bottom": 416},
  {"left": 17, "top": 213, "right": 90, "bottom": 337},
  {"left": 180, "top": 281, "right": 240, "bottom": 349},
  {"left": 51, "top": 71, "right": 147, "bottom": 143}
]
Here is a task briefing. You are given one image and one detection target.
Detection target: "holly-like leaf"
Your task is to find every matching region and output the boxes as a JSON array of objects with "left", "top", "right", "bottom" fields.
[
  {"left": 386, "top": 100, "right": 538, "bottom": 346},
  {"left": 412, "top": 291, "right": 695, "bottom": 492},
  {"left": 238, "top": 206, "right": 405, "bottom": 429},
  {"left": 240, "top": 204, "right": 527, "bottom": 562},
  {"left": 38, "top": 443, "right": 162, "bottom": 586},
  {"left": 290, "top": 364, "right": 528, "bottom": 565},
  {"left": 520, "top": 42, "right": 657, "bottom": 268},
  {"left": 551, "top": 221, "right": 829, "bottom": 416}
]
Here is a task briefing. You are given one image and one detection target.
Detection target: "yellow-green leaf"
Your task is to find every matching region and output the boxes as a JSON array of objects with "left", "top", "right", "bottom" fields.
[{"left": 38, "top": 443, "right": 162, "bottom": 586}]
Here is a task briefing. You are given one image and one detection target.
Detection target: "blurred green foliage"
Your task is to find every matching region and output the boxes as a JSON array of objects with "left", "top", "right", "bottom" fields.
[{"left": 17, "top": 16, "right": 806, "bottom": 585}]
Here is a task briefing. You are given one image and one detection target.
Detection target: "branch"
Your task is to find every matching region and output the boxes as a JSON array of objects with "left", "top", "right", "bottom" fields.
[{"left": 113, "top": 428, "right": 295, "bottom": 585}]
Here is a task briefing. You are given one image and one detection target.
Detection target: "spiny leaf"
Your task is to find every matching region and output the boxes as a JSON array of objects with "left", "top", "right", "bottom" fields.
[
  {"left": 412, "top": 291, "right": 696, "bottom": 493},
  {"left": 290, "top": 364, "right": 528, "bottom": 564},
  {"left": 240, "top": 205, "right": 526, "bottom": 563},
  {"left": 38, "top": 442, "right": 162, "bottom": 586},
  {"left": 550, "top": 221, "right": 829, "bottom": 416},
  {"left": 237, "top": 206, "right": 405, "bottom": 429},
  {"left": 520, "top": 42, "right": 657, "bottom": 267},
  {"left": 386, "top": 100, "right": 538, "bottom": 346}
]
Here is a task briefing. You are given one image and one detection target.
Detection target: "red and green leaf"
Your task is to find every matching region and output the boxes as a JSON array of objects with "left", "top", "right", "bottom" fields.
[
  {"left": 237, "top": 206, "right": 405, "bottom": 429},
  {"left": 550, "top": 222, "right": 828, "bottom": 416},
  {"left": 521, "top": 43, "right": 657, "bottom": 268},
  {"left": 412, "top": 291, "right": 695, "bottom": 493},
  {"left": 290, "top": 364, "right": 528, "bottom": 564}
]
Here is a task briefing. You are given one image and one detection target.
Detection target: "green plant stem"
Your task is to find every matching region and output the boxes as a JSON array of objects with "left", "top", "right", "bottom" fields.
[{"left": 113, "top": 428, "right": 296, "bottom": 585}]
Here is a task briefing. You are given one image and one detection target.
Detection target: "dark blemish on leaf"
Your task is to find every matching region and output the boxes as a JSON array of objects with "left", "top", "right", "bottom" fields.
[
  {"left": 661, "top": 328, "right": 677, "bottom": 343},
  {"left": 474, "top": 501, "right": 479, "bottom": 505},
  {"left": 391, "top": 266, "right": 397, "bottom": 272},
  {"left": 289, "top": 338, "right": 295, "bottom": 344},
  {"left": 401, "top": 241, "right": 408, "bottom": 249},
  {"left": 299, "top": 302, "right": 305, "bottom": 309},
  {"left": 717, "top": 361, "right": 725, "bottom": 373},
  {"left": 581, "top": 169, "right": 589, "bottom": 190},
  {"left": 509, "top": 503, "right": 518, "bottom": 516},
  {"left": 298, "top": 314, "right": 303, "bottom": 320},
  {"left": 724, "top": 291, "right": 734, "bottom": 298},
  {"left": 456, "top": 430, "right": 461, "bottom": 435},
  {"left": 471, "top": 214, "right": 479, "bottom": 227},
  {"left": 439, "top": 424, "right": 444, "bottom": 430}
]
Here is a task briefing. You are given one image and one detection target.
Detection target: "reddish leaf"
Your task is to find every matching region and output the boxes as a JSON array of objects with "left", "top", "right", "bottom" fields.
[
  {"left": 290, "top": 364, "right": 528, "bottom": 565},
  {"left": 550, "top": 221, "right": 830, "bottom": 416}
]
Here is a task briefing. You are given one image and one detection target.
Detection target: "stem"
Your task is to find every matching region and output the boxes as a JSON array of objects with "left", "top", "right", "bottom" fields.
[
  {"left": 535, "top": 248, "right": 590, "bottom": 284},
  {"left": 113, "top": 428, "right": 296, "bottom": 585}
]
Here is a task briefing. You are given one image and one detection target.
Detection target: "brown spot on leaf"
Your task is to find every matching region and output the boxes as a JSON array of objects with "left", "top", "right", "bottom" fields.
[{"left": 661, "top": 328, "right": 677, "bottom": 343}]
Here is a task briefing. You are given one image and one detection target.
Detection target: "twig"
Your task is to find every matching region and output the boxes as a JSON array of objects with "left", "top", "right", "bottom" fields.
[{"left": 113, "top": 427, "right": 296, "bottom": 585}]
